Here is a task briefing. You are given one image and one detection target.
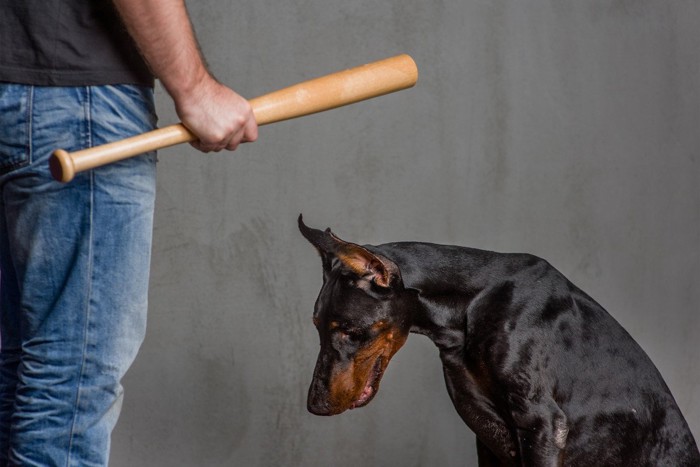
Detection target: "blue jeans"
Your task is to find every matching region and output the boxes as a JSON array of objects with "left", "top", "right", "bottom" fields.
[{"left": 0, "top": 84, "right": 157, "bottom": 466}]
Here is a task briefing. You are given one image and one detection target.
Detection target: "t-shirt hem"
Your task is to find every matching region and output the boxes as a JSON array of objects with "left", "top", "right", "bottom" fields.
[{"left": 0, "top": 66, "right": 154, "bottom": 87}]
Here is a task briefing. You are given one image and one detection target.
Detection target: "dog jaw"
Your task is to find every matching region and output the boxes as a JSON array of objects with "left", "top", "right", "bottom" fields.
[
  {"left": 326, "top": 326, "right": 408, "bottom": 414},
  {"left": 349, "top": 355, "right": 384, "bottom": 409}
]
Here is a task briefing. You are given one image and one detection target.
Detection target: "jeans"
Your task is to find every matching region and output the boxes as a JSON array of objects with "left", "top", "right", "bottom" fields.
[{"left": 0, "top": 84, "right": 157, "bottom": 466}]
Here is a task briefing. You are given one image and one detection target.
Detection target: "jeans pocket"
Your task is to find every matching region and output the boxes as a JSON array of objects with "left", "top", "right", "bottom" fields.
[{"left": 0, "top": 84, "right": 31, "bottom": 175}]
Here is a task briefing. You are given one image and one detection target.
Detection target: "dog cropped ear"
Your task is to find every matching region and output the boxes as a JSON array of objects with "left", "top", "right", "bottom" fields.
[
  {"left": 298, "top": 214, "right": 398, "bottom": 288},
  {"left": 335, "top": 244, "right": 396, "bottom": 288},
  {"left": 298, "top": 214, "right": 339, "bottom": 270}
]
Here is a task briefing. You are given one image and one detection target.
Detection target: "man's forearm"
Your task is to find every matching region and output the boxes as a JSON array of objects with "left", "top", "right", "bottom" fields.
[{"left": 112, "top": 0, "right": 209, "bottom": 99}]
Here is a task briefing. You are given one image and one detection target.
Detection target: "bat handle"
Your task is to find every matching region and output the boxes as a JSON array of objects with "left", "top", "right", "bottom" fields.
[
  {"left": 50, "top": 124, "right": 196, "bottom": 182},
  {"left": 50, "top": 54, "right": 418, "bottom": 183}
]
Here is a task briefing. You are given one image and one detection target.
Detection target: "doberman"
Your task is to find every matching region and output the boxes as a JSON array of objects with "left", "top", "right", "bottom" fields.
[{"left": 298, "top": 215, "right": 700, "bottom": 466}]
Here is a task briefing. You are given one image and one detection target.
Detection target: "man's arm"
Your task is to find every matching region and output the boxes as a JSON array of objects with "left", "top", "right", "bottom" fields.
[{"left": 112, "top": 0, "right": 257, "bottom": 152}]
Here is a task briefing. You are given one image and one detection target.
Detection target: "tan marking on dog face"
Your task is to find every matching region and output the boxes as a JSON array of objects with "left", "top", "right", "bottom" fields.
[{"left": 326, "top": 324, "right": 409, "bottom": 412}]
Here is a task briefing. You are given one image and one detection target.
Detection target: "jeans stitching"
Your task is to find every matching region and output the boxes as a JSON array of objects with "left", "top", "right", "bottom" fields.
[
  {"left": 0, "top": 84, "right": 32, "bottom": 175},
  {"left": 27, "top": 86, "right": 33, "bottom": 165},
  {"left": 65, "top": 86, "right": 95, "bottom": 467}
]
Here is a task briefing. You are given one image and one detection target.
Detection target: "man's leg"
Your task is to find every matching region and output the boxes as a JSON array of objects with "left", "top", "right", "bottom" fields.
[
  {"left": 0, "top": 84, "right": 157, "bottom": 466},
  {"left": 0, "top": 83, "right": 31, "bottom": 465}
]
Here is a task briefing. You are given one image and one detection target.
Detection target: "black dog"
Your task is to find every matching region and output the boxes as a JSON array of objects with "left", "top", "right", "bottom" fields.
[{"left": 299, "top": 215, "right": 700, "bottom": 466}]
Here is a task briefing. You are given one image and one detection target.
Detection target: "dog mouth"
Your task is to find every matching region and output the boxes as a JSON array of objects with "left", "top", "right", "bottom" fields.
[{"left": 350, "top": 356, "right": 384, "bottom": 409}]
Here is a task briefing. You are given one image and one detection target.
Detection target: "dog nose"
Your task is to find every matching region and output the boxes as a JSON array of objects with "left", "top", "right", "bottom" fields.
[
  {"left": 307, "top": 377, "right": 336, "bottom": 416},
  {"left": 307, "top": 396, "right": 332, "bottom": 416},
  {"left": 307, "top": 403, "right": 331, "bottom": 416}
]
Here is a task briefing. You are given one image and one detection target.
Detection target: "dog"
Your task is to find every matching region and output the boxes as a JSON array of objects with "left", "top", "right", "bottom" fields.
[{"left": 298, "top": 215, "right": 700, "bottom": 466}]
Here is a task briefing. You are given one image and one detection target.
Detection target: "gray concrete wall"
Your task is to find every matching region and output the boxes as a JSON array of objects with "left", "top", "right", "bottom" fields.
[{"left": 111, "top": 2, "right": 700, "bottom": 466}]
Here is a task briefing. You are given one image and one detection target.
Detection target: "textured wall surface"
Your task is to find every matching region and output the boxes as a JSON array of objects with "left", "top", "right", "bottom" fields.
[{"left": 111, "top": 2, "right": 700, "bottom": 466}]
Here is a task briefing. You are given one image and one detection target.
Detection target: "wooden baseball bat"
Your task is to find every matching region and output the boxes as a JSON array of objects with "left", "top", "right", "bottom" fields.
[{"left": 50, "top": 54, "right": 418, "bottom": 183}]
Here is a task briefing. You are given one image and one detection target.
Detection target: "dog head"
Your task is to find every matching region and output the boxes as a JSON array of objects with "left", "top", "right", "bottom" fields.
[{"left": 299, "top": 215, "right": 411, "bottom": 415}]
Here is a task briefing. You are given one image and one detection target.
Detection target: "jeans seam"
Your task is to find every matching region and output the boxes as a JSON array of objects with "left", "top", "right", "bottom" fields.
[
  {"left": 27, "top": 86, "right": 34, "bottom": 165},
  {"left": 65, "top": 86, "right": 94, "bottom": 467}
]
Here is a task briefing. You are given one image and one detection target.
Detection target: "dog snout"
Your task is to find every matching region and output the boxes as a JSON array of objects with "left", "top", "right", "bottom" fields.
[{"left": 307, "top": 352, "right": 333, "bottom": 415}]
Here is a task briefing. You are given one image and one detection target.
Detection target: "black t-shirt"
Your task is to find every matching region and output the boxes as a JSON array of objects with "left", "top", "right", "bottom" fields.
[{"left": 0, "top": 0, "right": 153, "bottom": 86}]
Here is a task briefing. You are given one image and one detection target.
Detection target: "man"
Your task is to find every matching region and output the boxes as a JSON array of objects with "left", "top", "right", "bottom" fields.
[{"left": 0, "top": 0, "right": 257, "bottom": 464}]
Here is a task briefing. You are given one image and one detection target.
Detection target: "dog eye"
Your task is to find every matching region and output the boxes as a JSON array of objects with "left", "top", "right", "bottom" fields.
[
  {"left": 343, "top": 327, "right": 366, "bottom": 340},
  {"left": 328, "top": 320, "right": 366, "bottom": 340}
]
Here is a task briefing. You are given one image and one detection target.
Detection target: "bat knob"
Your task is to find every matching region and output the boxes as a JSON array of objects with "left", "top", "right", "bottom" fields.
[{"left": 50, "top": 149, "right": 76, "bottom": 183}]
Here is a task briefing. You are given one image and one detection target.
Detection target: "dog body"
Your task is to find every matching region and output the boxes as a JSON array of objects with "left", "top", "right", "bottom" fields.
[{"left": 299, "top": 217, "right": 700, "bottom": 466}]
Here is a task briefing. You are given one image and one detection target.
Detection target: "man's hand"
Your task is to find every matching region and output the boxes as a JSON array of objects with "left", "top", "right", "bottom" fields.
[{"left": 176, "top": 75, "right": 258, "bottom": 153}]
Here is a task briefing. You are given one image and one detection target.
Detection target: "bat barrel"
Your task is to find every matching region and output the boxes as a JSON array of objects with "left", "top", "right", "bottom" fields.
[{"left": 250, "top": 54, "right": 418, "bottom": 125}]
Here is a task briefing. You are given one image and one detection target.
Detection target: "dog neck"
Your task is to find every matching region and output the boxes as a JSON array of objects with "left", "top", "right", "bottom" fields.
[{"left": 370, "top": 242, "right": 510, "bottom": 354}]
